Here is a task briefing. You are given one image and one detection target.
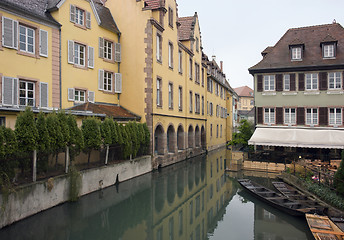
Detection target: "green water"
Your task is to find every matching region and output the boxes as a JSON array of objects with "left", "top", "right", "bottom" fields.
[{"left": 0, "top": 148, "right": 313, "bottom": 240}]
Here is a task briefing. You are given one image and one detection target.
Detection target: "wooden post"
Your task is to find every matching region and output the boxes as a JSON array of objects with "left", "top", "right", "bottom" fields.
[
  {"left": 65, "top": 146, "right": 70, "bottom": 173},
  {"left": 105, "top": 145, "right": 109, "bottom": 165},
  {"left": 33, "top": 150, "right": 37, "bottom": 182}
]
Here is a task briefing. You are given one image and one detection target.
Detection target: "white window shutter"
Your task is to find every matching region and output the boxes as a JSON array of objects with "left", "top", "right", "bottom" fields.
[
  {"left": 70, "top": 4, "right": 76, "bottom": 23},
  {"left": 13, "top": 78, "right": 18, "bottom": 106},
  {"left": 40, "top": 82, "right": 48, "bottom": 108},
  {"left": 13, "top": 20, "right": 18, "bottom": 49},
  {"left": 86, "top": 11, "right": 91, "bottom": 29},
  {"left": 88, "top": 91, "right": 95, "bottom": 103},
  {"left": 68, "top": 40, "right": 74, "bottom": 64},
  {"left": 98, "top": 69, "right": 104, "bottom": 90},
  {"left": 99, "top": 37, "right": 104, "bottom": 58},
  {"left": 114, "top": 43, "right": 121, "bottom": 62},
  {"left": 39, "top": 29, "right": 48, "bottom": 57},
  {"left": 2, "top": 76, "right": 13, "bottom": 106},
  {"left": 68, "top": 88, "right": 75, "bottom": 101},
  {"left": 114, "top": 73, "right": 122, "bottom": 93},
  {"left": 2, "top": 17, "right": 18, "bottom": 49},
  {"left": 88, "top": 46, "right": 94, "bottom": 68}
]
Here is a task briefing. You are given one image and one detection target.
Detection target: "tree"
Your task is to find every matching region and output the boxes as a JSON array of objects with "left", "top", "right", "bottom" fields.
[
  {"left": 66, "top": 114, "right": 84, "bottom": 162},
  {"left": 2, "top": 127, "right": 18, "bottom": 180},
  {"left": 14, "top": 107, "right": 38, "bottom": 174},
  {"left": 119, "top": 124, "right": 131, "bottom": 159},
  {"left": 35, "top": 112, "right": 50, "bottom": 173},
  {"left": 228, "top": 119, "right": 254, "bottom": 148},
  {"left": 143, "top": 123, "right": 150, "bottom": 155},
  {"left": 334, "top": 151, "right": 344, "bottom": 196},
  {"left": 81, "top": 117, "right": 102, "bottom": 165},
  {"left": 101, "top": 118, "right": 113, "bottom": 164},
  {"left": 46, "top": 112, "right": 64, "bottom": 168}
]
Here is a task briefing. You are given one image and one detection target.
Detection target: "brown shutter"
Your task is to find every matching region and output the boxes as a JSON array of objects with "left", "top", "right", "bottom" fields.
[
  {"left": 297, "top": 107, "right": 305, "bottom": 125},
  {"left": 276, "top": 74, "right": 283, "bottom": 92},
  {"left": 276, "top": 107, "right": 283, "bottom": 124},
  {"left": 257, "top": 107, "right": 263, "bottom": 124},
  {"left": 298, "top": 73, "right": 305, "bottom": 91},
  {"left": 257, "top": 75, "right": 263, "bottom": 92},
  {"left": 290, "top": 74, "right": 296, "bottom": 91},
  {"left": 319, "top": 107, "right": 328, "bottom": 126},
  {"left": 319, "top": 72, "right": 328, "bottom": 90}
]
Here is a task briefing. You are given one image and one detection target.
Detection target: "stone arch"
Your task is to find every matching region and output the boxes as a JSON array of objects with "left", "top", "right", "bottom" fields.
[
  {"left": 195, "top": 125, "right": 200, "bottom": 147},
  {"left": 177, "top": 124, "right": 185, "bottom": 150},
  {"left": 188, "top": 125, "right": 194, "bottom": 149},
  {"left": 167, "top": 174, "right": 176, "bottom": 205},
  {"left": 167, "top": 124, "right": 176, "bottom": 153},
  {"left": 177, "top": 169, "right": 184, "bottom": 198},
  {"left": 201, "top": 125, "right": 206, "bottom": 149},
  {"left": 154, "top": 124, "right": 165, "bottom": 155}
]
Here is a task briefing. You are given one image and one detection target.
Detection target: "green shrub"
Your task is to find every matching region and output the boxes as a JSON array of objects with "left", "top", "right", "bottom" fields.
[
  {"left": 81, "top": 117, "right": 101, "bottom": 164},
  {"left": 334, "top": 151, "right": 344, "bottom": 196},
  {"left": 66, "top": 114, "right": 84, "bottom": 161}
]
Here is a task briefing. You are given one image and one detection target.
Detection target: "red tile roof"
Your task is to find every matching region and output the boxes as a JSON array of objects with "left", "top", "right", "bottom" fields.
[
  {"left": 144, "top": 0, "right": 163, "bottom": 10},
  {"left": 68, "top": 103, "right": 140, "bottom": 121},
  {"left": 249, "top": 23, "right": 344, "bottom": 73},
  {"left": 234, "top": 86, "right": 254, "bottom": 97},
  {"left": 178, "top": 16, "right": 194, "bottom": 41}
]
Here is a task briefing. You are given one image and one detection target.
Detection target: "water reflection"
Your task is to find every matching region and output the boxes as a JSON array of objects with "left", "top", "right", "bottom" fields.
[{"left": 0, "top": 148, "right": 313, "bottom": 240}]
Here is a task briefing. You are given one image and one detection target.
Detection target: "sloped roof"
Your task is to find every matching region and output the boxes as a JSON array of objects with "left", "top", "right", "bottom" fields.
[
  {"left": 94, "top": 2, "right": 120, "bottom": 34},
  {"left": 178, "top": 16, "right": 194, "bottom": 41},
  {"left": 1, "top": 0, "right": 60, "bottom": 26},
  {"left": 249, "top": 23, "right": 344, "bottom": 73},
  {"left": 68, "top": 103, "right": 141, "bottom": 121},
  {"left": 234, "top": 86, "right": 254, "bottom": 97},
  {"left": 144, "top": 0, "right": 164, "bottom": 10}
]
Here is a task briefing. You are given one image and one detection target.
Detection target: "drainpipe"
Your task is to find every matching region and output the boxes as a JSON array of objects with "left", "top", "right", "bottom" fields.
[
  {"left": 59, "top": 27, "right": 62, "bottom": 109},
  {"left": 117, "top": 34, "right": 121, "bottom": 106}
]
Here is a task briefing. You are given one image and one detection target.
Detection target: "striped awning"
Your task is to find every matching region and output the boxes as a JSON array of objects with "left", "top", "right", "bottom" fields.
[{"left": 248, "top": 127, "right": 344, "bottom": 149}]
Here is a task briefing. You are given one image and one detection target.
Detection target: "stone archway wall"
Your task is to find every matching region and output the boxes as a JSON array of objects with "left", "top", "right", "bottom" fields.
[
  {"left": 167, "top": 124, "right": 176, "bottom": 153},
  {"left": 177, "top": 124, "right": 185, "bottom": 150},
  {"left": 188, "top": 125, "right": 194, "bottom": 149},
  {"left": 154, "top": 124, "right": 165, "bottom": 155},
  {"left": 201, "top": 125, "right": 206, "bottom": 149},
  {"left": 195, "top": 125, "right": 200, "bottom": 147}
]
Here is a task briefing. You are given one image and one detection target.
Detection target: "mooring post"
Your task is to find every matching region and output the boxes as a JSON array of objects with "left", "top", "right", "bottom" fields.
[
  {"left": 105, "top": 145, "right": 109, "bottom": 165},
  {"left": 65, "top": 146, "right": 69, "bottom": 173},
  {"left": 33, "top": 150, "right": 37, "bottom": 182}
]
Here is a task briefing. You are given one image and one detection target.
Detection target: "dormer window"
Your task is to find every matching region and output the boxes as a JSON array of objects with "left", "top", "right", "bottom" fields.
[
  {"left": 323, "top": 43, "right": 335, "bottom": 58},
  {"left": 291, "top": 46, "right": 302, "bottom": 60}
]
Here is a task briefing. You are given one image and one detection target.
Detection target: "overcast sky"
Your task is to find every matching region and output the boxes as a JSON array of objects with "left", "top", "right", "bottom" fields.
[{"left": 177, "top": 0, "right": 344, "bottom": 89}]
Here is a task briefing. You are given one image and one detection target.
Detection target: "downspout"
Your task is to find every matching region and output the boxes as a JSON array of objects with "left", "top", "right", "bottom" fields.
[
  {"left": 117, "top": 34, "right": 121, "bottom": 106},
  {"left": 59, "top": 27, "right": 62, "bottom": 109}
]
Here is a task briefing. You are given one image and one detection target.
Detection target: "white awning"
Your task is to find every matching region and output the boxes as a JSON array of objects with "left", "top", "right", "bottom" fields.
[{"left": 248, "top": 127, "right": 344, "bottom": 149}]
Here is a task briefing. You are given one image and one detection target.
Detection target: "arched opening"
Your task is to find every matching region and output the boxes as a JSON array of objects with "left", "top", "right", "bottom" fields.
[
  {"left": 154, "top": 125, "right": 165, "bottom": 155},
  {"left": 188, "top": 125, "right": 194, "bottom": 149},
  {"left": 195, "top": 125, "right": 200, "bottom": 147},
  {"left": 167, "top": 174, "right": 176, "bottom": 205},
  {"left": 167, "top": 125, "right": 176, "bottom": 153},
  {"left": 154, "top": 177, "right": 165, "bottom": 213},
  {"left": 177, "top": 169, "right": 184, "bottom": 198},
  {"left": 201, "top": 125, "right": 206, "bottom": 150},
  {"left": 177, "top": 125, "right": 185, "bottom": 150}
]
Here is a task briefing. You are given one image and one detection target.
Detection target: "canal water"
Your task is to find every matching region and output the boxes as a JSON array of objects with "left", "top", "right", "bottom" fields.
[{"left": 0, "top": 148, "right": 314, "bottom": 240}]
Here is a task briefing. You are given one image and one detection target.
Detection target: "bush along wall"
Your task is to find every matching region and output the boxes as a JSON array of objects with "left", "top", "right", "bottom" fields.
[{"left": 0, "top": 108, "right": 151, "bottom": 189}]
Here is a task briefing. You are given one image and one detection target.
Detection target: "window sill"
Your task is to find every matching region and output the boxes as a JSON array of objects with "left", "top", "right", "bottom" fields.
[
  {"left": 179, "top": 109, "right": 183, "bottom": 112},
  {"left": 282, "top": 92, "right": 297, "bottom": 96},
  {"left": 168, "top": 107, "right": 173, "bottom": 110},
  {"left": 169, "top": 66, "right": 173, "bottom": 70},
  {"left": 262, "top": 92, "right": 276, "bottom": 96},
  {"left": 99, "top": 90, "right": 115, "bottom": 95},
  {"left": 327, "top": 90, "right": 343, "bottom": 95},
  {"left": 157, "top": 59, "right": 162, "bottom": 64},
  {"left": 156, "top": 105, "right": 162, "bottom": 109},
  {"left": 178, "top": 71, "right": 183, "bottom": 75},
  {"left": 304, "top": 91, "right": 320, "bottom": 95},
  {"left": 323, "top": 57, "right": 336, "bottom": 60},
  {"left": 291, "top": 59, "right": 302, "bottom": 62},
  {"left": 102, "top": 58, "right": 115, "bottom": 64},
  {"left": 73, "top": 64, "right": 88, "bottom": 70},
  {"left": 17, "top": 51, "right": 38, "bottom": 59},
  {"left": 74, "top": 23, "right": 87, "bottom": 30}
]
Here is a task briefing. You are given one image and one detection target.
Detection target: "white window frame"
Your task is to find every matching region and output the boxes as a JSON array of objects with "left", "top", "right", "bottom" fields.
[
  {"left": 103, "top": 39, "right": 113, "bottom": 60},
  {"left": 157, "top": 78, "right": 161, "bottom": 106},
  {"left": 19, "top": 80, "right": 35, "bottom": 107},
  {"left": 74, "top": 43, "right": 85, "bottom": 66},
  {"left": 103, "top": 71, "right": 112, "bottom": 92},
  {"left": 264, "top": 108, "right": 275, "bottom": 124},
  {"left": 75, "top": 7, "right": 84, "bottom": 26},
  {"left": 305, "top": 73, "right": 318, "bottom": 90},
  {"left": 168, "top": 42, "right": 173, "bottom": 68},
  {"left": 306, "top": 108, "right": 318, "bottom": 125},
  {"left": 156, "top": 34, "right": 161, "bottom": 62},
  {"left": 329, "top": 108, "right": 342, "bottom": 126},
  {"left": 284, "top": 74, "right": 290, "bottom": 91},
  {"left": 324, "top": 44, "right": 335, "bottom": 58},
  {"left": 328, "top": 72, "right": 342, "bottom": 90},
  {"left": 75, "top": 89, "right": 86, "bottom": 103},
  {"left": 291, "top": 47, "right": 302, "bottom": 60},
  {"left": 264, "top": 75, "right": 275, "bottom": 91},
  {"left": 284, "top": 108, "right": 296, "bottom": 125},
  {"left": 189, "top": 91, "right": 193, "bottom": 113},
  {"left": 19, "top": 25, "right": 35, "bottom": 54},
  {"left": 178, "top": 50, "right": 182, "bottom": 73},
  {"left": 178, "top": 86, "right": 182, "bottom": 110},
  {"left": 168, "top": 83, "right": 173, "bottom": 109}
]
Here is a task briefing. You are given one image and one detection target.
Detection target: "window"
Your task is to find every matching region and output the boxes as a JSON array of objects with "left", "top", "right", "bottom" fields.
[
  {"left": 75, "top": 7, "right": 84, "bottom": 25},
  {"left": 196, "top": 37, "right": 199, "bottom": 52},
  {"left": 178, "top": 50, "right": 182, "bottom": 73},
  {"left": 195, "top": 94, "right": 200, "bottom": 114},
  {"left": 104, "top": 39, "right": 112, "bottom": 60},
  {"left": 284, "top": 74, "right": 290, "bottom": 91},
  {"left": 19, "top": 80, "right": 35, "bottom": 106},
  {"left": 264, "top": 75, "right": 275, "bottom": 91},
  {"left": 70, "top": 5, "right": 91, "bottom": 29},
  {"left": 156, "top": 34, "right": 162, "bottom": 62},
  {"left": 210, "top": 102, "right": 213, "bottom": 116},
  {"left": 189, "top": 58, "right": 193, "bottom": 80},
  {"left": 250, "top": 100, "right": 254, "bottom": 105},
  {"left": 201, "top": 96, "right": 204, "bottom": 115},
  {"left": 169, "top": 217, "right": 174, "bottom": 240},
  {"left": 264, "top": 108, "right": 275, "bottom": 124},
  {"left": 195, "top": 63, "right": 200, "bottom": 84},
  {"left": 168, "top": 83, "right": 173, "bottom": 109},
  {"left": 306, "top": 108, "right": 318, "bottom": 125},
  {"left": 168, "top": 7, "right": 173, "bottom": 27},
  {"left": 323, "top": 44, "right": 335, "bottom": 58},
  {"left": 168, "top": 42, "right": 173, "bottom": 68},
  {"left": 291, "top": 46, "right": 302, "bottom": 60},
  {"left": 157, "top": 78, "right": 162, "bottom": 106},
  {"left": 201, "top": 68, "right": 204, "bottom": 87},
  {"left": 0, "top": 117, "right": 5, "bottom": 127},
  {"left": 284, "top": 108, "right": 296, "bottom": 125},
  {"left": 328, "top": 72, "right": 341, "bottom": 89},
  {"left": 178, "top": 210, "right": 183, "bottom": 236},
  {"left": 306, "top": 73, "right": 318, "bottom": 90},
  {"left": 74, "top": 89, "right": 85, "bottom": 103},
  {"left": 178, "top": 86, "right": 182, "bottom": 111},
  {"left": 329, "top": 108, "right": 342, "bottom": 126},
  {"left": 220, "top": 125, "right": 222, "bottom": 138},
  {"left": 19, "top": 25, "right": 35, "bottom": 54},
  {"left": 74, "top": 43, "right": 85, "bottom": 66},
  {"left": 216, "top": 125, "right": 219, "bottom": 138},
  {"left": 189, "top": 91, "right": 193, "bottom": 113},
  {"left": 103, "top": 71, "right": 112, "bottom": 91},
  {"left": 210, "top": 124, "right": 212, "bottom": 137}
]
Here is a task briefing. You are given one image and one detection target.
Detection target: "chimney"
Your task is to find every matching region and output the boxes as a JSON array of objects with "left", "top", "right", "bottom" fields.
[
  {"left": 220, "top": 61, "right": 223, "bottom": 71},
  {"left": 212, "top": 55, "right": 216, "bottom": 61}
]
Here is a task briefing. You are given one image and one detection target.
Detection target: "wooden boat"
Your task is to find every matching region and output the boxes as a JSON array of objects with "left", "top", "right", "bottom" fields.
[
  {"left": 306, "top": 214, "right": 344, "bottom": 240},
  {"left": 238, "top": 179, "right": 317, "bottom": 217},
  {"left": 272, "top": 181, "right": 327, "bottom": 214}
]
